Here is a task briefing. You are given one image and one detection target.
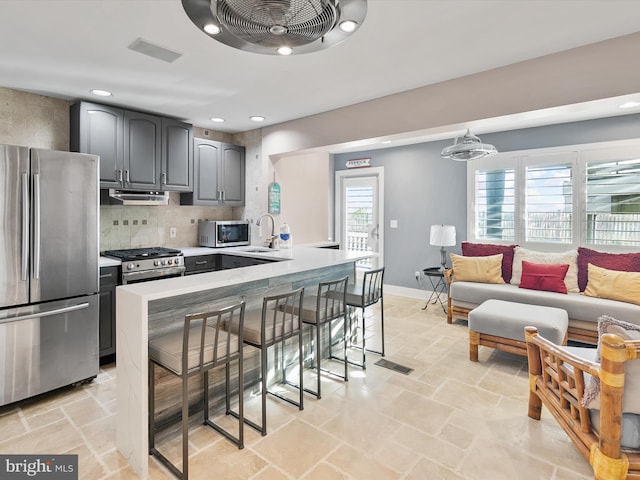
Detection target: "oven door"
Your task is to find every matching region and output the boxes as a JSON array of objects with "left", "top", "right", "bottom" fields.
[{"left": 121, "top": 266, "right": 186, "bottom": 285}]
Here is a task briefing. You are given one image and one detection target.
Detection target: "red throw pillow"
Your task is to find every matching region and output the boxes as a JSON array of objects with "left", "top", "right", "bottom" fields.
[
  {"left": 519, "top": 261, "right": 570, "bottom": 294},
  {"left": 461, "top": 242, "right": 517, "bottom": 283},
  {"left": 577, "top": 247, "right": 640, "bottom": 292}
]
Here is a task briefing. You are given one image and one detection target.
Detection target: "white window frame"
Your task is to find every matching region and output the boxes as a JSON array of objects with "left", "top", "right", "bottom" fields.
[{"left": 467, "top": 138, "right": 640, "bottom": 253}]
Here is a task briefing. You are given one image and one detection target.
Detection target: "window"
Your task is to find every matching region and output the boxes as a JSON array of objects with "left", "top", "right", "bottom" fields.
[
  {"left": 474, "top": 168, "right": 515, "bottom": 241},
  {"left": 525, "top": 163, "right": 572, "bottom": 243},
  {"left": 586, "top": 158, "right": 640, "bottom": 246},
  {"left": 468, "top": 140, "right": 640, "bottom": 250}
]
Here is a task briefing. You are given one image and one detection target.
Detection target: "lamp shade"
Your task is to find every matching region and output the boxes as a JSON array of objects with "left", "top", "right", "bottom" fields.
[{"left": 430, "top": 225, "right": 456, "bottom": 247}]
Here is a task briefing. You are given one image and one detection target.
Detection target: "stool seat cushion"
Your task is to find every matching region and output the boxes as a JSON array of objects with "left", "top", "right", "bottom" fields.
[
  {"left": 469, "top": 299, "right": 568, "bottom": 345},
  {"left": 230, "top": 308, "right": 300, "bottom": 345},
  {"left": 283, "top": 295, "right": 346, "bottom": 324},
  {"left": 149, "top": 327, "right": 239, "bottom": 375},
  {"left": 343, "top": 284, "right": 381, "bottom": 307}
]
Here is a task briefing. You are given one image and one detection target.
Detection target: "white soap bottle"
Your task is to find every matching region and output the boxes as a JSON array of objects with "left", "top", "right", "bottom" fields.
[{"left": 279, "top": 223, "right": 292, "bottom": 252}]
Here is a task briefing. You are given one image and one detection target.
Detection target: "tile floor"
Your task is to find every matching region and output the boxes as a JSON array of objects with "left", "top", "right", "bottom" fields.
[{"left": 0, "top": 295, "right": 594, "bottom": 479}]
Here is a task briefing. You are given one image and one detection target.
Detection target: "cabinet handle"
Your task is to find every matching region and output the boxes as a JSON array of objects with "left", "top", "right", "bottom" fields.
[
  {"left": 221, "top": 191, "right": 225, "bottom": 202},
  {"left": 124, "top": 169, "right": 130, "bottom": 183},
  {"left": 161, "top": 172, "right": 167, "bottom": 185},
  {"left": 195, "top": 261, "right": 208, "bottom": 266},
  {"left": 117, "top": 169, "right": 123, "bottom": 185},
  {"left": 100, "top": 273, "right": 113, "bottom": 279}
]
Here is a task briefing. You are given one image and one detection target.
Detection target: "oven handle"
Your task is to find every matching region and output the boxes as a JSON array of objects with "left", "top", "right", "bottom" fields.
[{"left": 121, "top": 266, "right": 186, "bottom": 284}]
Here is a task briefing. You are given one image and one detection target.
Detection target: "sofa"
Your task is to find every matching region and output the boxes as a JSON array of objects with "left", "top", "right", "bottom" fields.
[{"left": 445, "top": 244, "right": 640, "bottom": 345}]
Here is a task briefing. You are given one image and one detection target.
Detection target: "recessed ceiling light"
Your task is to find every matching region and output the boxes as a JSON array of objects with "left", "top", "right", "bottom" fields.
[
  {"left": 90, "top": 89, "right": 112, "bottom": 97},
  {"left": 339, "top": 20, "right": 358, "bottom": 32},
  {"left": 619, "top": 101, "right": 640, "bottom": 109},
  {"left": 210, "top": 117, "right": 225, "bottom": 123},
  {"left": 250, "top": 116, "right": 265, "bottom": 122},
  {"left": 382, "top": 140, "right": 391, "bottom": 144},
  {"left": 203, "top": 23, "right": 221, "bottom": 35},
  {"left": 277, "top": 46, "right": 293, "bottom": 56}
]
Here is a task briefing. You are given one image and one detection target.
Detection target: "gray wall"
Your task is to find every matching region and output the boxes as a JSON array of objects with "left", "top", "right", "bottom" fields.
[
  {"left": 335, "top": 142, "right": 467, "bottom": 288},
  {"left": 335, "top": 113, "right": 640, "bottom": 289}
]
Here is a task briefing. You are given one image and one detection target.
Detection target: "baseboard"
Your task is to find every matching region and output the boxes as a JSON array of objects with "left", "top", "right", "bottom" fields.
[{"left": 384, "top": 284, "right": 430, "bottom": 300}]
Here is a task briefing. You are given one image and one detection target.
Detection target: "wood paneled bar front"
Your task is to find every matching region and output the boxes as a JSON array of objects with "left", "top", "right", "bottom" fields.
[{"left": 114, "top": 246, "right": 372, "bottom": 478}]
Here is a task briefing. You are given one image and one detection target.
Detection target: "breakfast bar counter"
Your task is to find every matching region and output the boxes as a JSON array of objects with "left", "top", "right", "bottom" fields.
[{"left": 115, "top": 245, "right": 372, "bottom": 478}]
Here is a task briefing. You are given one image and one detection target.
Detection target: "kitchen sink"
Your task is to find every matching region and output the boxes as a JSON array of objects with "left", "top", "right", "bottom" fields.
[{"left": 242, "top": 247, "right": 279, "bottom": 253}]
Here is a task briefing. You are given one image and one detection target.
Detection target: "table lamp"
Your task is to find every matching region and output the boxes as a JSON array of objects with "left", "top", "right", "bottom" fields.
[{"left": 430, "top": 224, "right": 456, "bottom": 270}]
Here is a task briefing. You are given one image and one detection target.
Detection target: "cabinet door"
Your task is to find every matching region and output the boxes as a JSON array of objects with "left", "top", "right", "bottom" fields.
[
  {"left": 71, "top": 102, "right": 124, "bottom": 188},
  {"left": 184, "top": 255, "right": 218, "bottom": 274},
  {"left": 220, "top": 143, "right": 245, "bottom": 205},
  {"left": 192, "top": 139, "right": 221, "bottom": 205},
  {"left": 99, "top": 266, "right": 118, "bottom": 358},
  {"left": 124, "top": 110, "right": 161, "bottom": 190},
  {"left": 161, "top": 118, "right": 193, "bottom": 192}
]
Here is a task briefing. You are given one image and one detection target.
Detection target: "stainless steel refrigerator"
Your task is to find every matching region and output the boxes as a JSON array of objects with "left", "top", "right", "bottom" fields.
[{"left": 0, "top": 145, "right": 100, "bottom": 406}]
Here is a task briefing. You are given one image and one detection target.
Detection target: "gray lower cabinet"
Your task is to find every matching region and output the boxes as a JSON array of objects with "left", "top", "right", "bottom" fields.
[
  {"left": 219, "top": 255, "right": 276, "bottom": 269},
  {"left": 99, "top": 266, "right": 119, "bottom": 359},
  {"left": 71, "top": 101, "right": 193, "bottom": 192},
  {"left": 184, "top": 255, "right": 217, "bottom": 275},
  {"left": 181, "top": 138, "right": 245, "bottom": 206},
  {"left": 185, "top": 254, "right": 277, "bottom": 274}
]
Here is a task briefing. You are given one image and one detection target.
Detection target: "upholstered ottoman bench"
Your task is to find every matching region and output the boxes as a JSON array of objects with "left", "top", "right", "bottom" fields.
[{"left": 468, "top": 299, "right": 568, "bottom": 361}]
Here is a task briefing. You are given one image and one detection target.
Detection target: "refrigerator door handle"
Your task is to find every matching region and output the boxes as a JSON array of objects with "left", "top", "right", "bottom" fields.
[
  {"left": 33, "top": 173, "right": 41, "bottom": 279},
  {"left": 0, "top": 302, "right": 89, "bottom": 326},
  {"left": 21, "top": 172, "right": 29, "bottom": 281}
]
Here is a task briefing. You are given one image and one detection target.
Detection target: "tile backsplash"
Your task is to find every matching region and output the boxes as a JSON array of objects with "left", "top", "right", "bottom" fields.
[{"left": 100, "top": 192, "right": 235, "bottom": 251}]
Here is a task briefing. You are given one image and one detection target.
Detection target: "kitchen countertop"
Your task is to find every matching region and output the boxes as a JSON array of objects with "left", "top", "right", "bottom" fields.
[
  {"left": 101, "top": 244, "right": 343, "bottom": 268},
  {"left": 116, "top": 245, "right": 373, "bottom": 477},
  {"left": 115, "top": 245, "right": 368, "bottom": 301},
  {"left": 99, "top": 256, "right": 121, "bottom": 267}
]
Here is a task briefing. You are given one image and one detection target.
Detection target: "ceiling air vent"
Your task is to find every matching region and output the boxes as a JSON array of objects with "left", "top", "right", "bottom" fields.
[{"left": 128, "top": 38, "right": 183, "bottom": 63}]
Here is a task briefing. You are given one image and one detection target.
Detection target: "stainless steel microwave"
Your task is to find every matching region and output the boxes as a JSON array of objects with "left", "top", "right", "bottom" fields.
[{"left": 198, "top": 220, "right": 250, "bottom": 248}]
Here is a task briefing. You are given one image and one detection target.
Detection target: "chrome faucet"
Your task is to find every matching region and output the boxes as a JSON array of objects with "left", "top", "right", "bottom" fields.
[{"left": 256, "top": 213, "right": 277, "bottom": 248}]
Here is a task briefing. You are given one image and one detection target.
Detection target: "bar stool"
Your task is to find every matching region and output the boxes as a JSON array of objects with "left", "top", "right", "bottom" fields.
[
  {"left": 229, "top": 287, "right": 304, "bottom": 436},
  {"left": 345, "top": 267, "right": 385, "bottom": 368},
  {"left": 285, "top": 276, "right": 349, "bottom": 399},
  {"left": 149, "top": 301, "right": 245, "bottom": 480}
]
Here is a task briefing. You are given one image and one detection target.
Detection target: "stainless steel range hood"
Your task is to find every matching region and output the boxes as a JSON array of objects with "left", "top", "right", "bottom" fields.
[{"left": 104, "top": 189, "right": 169, "bottom": 205}]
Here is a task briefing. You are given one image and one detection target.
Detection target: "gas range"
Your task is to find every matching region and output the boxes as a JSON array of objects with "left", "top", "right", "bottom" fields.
[{"left": 103, "top": 247, "right": 185, "bottom": 284}]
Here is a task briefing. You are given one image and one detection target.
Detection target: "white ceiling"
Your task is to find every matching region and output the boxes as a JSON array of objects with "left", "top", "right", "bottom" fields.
[{"left": 1, "top": 0, "right": 640, "bottom": 136}]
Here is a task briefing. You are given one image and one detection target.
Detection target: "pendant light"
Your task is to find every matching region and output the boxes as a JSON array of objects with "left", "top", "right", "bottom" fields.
[{"left": 441, "top": 130, "right": 498, "bottom": 161}]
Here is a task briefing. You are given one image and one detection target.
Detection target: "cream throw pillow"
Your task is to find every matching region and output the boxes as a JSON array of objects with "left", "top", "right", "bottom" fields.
[
  {"left": 510, "top": 247, "right": 579, "bottom": 293},
  {"left": 450, "top": 253, "right": 505, "bottom": 284},
  {"left": 584, "top": 263, "right": 640, "bottom": 306}
]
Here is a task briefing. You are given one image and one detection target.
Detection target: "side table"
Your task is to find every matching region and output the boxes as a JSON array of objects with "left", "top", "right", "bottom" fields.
[{"left": 421, "top": 267, "right": 448, "bottom": 313}]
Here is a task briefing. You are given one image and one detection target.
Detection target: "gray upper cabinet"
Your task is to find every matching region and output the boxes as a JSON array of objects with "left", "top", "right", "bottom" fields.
[
  {"left": 220, "top": 143, "right": 244, "bottom": 204},
  {"left": 181, "top": 138, "right": 245, "bottom": 206},
  {"left": 71, "top": 101, "right": 193, "bottom": 192},
  {"left": 70, "top": 102, "right": 124, "bottom": 188},
  {"left": 124, "top": 110, "right": 161, "bottom": 190},
  {"left": 161, "top": 118, "right": 193, "bottom": 192}
]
